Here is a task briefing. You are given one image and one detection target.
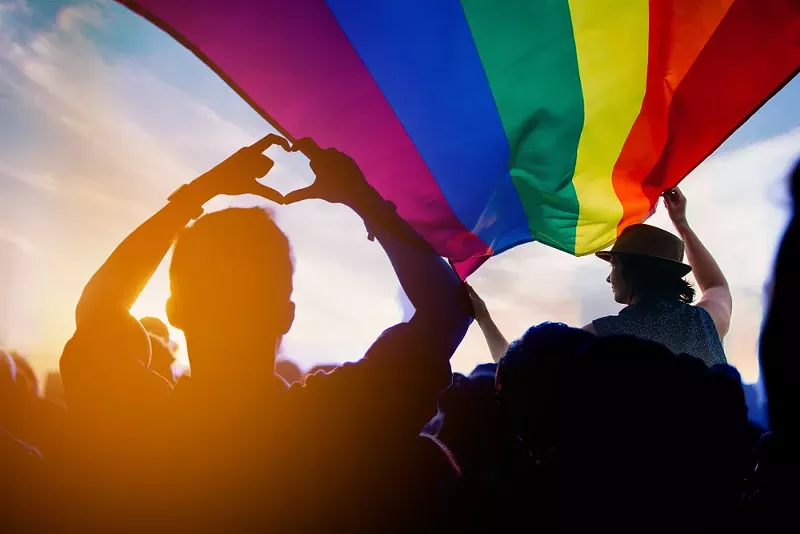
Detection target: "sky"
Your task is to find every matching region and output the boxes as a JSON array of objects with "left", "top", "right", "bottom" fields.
[{"left": 0, "top": 0, "right": 798, "bottom": 383}]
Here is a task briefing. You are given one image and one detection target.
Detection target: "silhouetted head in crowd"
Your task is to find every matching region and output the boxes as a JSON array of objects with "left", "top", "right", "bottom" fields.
[
  {"left": 148, "top": 334, "right": 176, "bottom": 384},
  {"left": 44, "top": 372, "right": 66, "bottom": 408},
  {"left": 274, "top": 359, "right": 303, "bottom": 385},
  {"left": 0, "top": 350, "right": 24, "bottom": 428},
  {"left": 305, "top": 364, "right": 337, "bottom": 382},
  {"left": 167, "top": 208, "right": 294, "bottom": 380},
  {"left": 10, "top": 351, "right": 38, "bottom": 398},
  {"left": 0, "top": 350, "right": 17, "bottom": 397},
  {"left": 496, "top": 323, "right": 593, "bottom": 457},
  {"left": 140, "top": 316, "right": 170, "bottom": 342},
  {"left": 437, "top": 367, "right": 503, "bottom": 475},
  {"left": 556, "top": 335, "right": 748, "bottom": 531},
  {"left": 139, "top": 317, "right": 177, "bottom": 383}
]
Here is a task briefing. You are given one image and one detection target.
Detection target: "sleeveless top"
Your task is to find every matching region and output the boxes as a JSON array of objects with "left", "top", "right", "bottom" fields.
[{"left": 592, "top": 298, "right": 727, "bottom": 367}]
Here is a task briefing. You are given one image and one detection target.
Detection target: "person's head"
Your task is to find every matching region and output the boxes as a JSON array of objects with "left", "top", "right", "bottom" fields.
[
  {"left": 304, "top": 363, "right": 338, "bottom": 382},
  {"left": 597, "top": 224, "right": 693, "bottom": 305},
  {"left": 556, "top": 336, "right": 748, "bottom": 530},
  {"left": 608, "top": 253, "right": 695, "bottom": 304},
  {"left": 496, "top": 322, "right": 594, "bottom": 453},
  {"left": 0, "top": 350, "right": 29, "bottom": 428},
  {"left": 148, "top": 334, "right": 176, "bottom": 384},
  {"left": 9, "top": 351, "right": 38, "bottom": 398},
  {"left": 274, "top": 359, "right": 303, "bottom": 385},
  {"left": 167, "top": 208, "right": 294, "bottom": 368},
  {"left": 140, "top": 316, "right": 170, "bottom": 341},
  {"left": 0, "top": 350, "right": 18, "bottom": 406},
  {"left": 436, "top": 370, "right": 503, "bottom": 474}
]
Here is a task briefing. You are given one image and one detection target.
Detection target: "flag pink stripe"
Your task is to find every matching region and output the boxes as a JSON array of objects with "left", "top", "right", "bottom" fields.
[{"left": 124, "top": 0, "right": 491, "bottom": 263}]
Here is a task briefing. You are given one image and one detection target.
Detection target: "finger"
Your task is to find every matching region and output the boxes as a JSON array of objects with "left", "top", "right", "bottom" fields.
[
  {"left": 248, "top": 183, "right": 284, "bottom": 204},
  {"left": 291, "top": 138, "right": 323, "bottom": 157},
  {"left": 250, "top": 133, "right": 290, "bottom": 153},
  {"left": 254, "top": 155, "right": 276, "bottom": 177},
  {"left": 283, "top": 186, "right": 317, "bottom": 205}
]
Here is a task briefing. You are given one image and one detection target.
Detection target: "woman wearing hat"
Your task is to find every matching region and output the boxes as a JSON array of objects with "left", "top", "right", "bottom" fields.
[
  {"left": 468, "top": 188, "right": 730, "bottom": 368},
  {"left": 584, "top": 187, "right": 730, "bottom": 367}
]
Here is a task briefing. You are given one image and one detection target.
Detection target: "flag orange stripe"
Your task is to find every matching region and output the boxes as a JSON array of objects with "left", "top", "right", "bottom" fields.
[
  {"left": 613, "top": 0, "right": 734, "bottom": 234},
  {"left": 640, "top": 0, "right": 799, "bottom": 203}
]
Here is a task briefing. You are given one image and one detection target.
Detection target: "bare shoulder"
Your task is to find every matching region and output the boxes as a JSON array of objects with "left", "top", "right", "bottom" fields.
[{"left": 696, "top": 286, "right": 733, "bottom": 338}]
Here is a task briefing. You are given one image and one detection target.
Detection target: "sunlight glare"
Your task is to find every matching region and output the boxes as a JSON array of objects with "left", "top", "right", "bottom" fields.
[{"left": 129, "top": 256, "right": 189, "bottom": 368}]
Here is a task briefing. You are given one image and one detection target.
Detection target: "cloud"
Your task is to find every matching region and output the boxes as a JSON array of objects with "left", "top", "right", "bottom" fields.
[
  {"left": 54, "top": 2, "right": 102, "bottom": 32},
  {"left": 0, "top": 224, "right": 40, "bottom": 255},
  {"left": 0, "top": 157, "right": 59, "bottom": 193}
]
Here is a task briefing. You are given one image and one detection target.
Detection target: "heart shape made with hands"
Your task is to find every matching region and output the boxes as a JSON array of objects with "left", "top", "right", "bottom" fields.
[{"left": 248, "top": 133, "right": 326, "bottom": 206}]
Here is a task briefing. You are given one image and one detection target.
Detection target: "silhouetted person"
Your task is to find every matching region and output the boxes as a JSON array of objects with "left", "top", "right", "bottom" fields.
[
  {"left": 495, "top": 323, "right": 594, "bottom": 464},
  {"left": 585, "top": 188, "right": 729, "bottom": 366},
  {"left": 9, "top": 351, "right": 38, "bottom": 397},
  {"left": 139, "top": 316, "right": 170, "bottom": 342},
  {"left": 555, "top": 336, "right": 747, "bottom": 533},
  {"left": 469, "top": 189, "right": 729, "bottom": 368},
  {"left": 43, "top": 371, "right": 65, "bottom": 408},
  {"left": 59, "top": 135, "right": 471, "bottom": 531},
  {"left": 140, "top": 316, "right": 177, "bottom": 384},
  {"left": 274, "top": 359, "right": 303, "bottom": 385},
  {"left": 743, "top": 160, "right": 800, "bottom": 532},
  {"left": 307, "top": 363, "right": 337, "bottom": 376},
  {"left": 435, "top": 368, "right": 503, "bottom": 478},
  {"left": 0, "top": 350, "right": 46, "bottom": 533}
]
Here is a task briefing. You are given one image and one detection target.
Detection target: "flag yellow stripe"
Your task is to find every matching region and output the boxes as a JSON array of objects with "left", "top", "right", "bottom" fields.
[{"left": 567, "top": 0, "right": 650, "bottom": 254}]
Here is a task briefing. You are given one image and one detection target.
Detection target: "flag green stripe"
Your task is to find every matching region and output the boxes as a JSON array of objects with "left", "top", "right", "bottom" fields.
[{"left": 460, "top": 0, "right": 584, "bottom": 253}]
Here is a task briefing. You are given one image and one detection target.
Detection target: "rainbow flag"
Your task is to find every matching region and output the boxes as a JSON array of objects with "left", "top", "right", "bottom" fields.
[{"left": 118, "top": 0, "right": 799, "bottom": 277}]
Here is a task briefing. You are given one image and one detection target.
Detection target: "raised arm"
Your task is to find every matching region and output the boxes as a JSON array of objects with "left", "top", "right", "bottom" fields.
[
  {"left": 65, "top": 135, "right": 287, "bottom": 378},
  {"left": 75, "top": 190, "right": 211, "bottom": 327},
  {"left": 467, "top": 284, "right": 509, "bottom": 362},
  {"left": 285, "top": 140, "right": 472, "bottom": 357},
  {"left": 664, "top": 188, "right": 732, "bottom": 338}
]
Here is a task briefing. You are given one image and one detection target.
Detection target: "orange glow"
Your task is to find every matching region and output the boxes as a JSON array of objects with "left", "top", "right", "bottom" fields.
[{"left": 130, "top": 258, "right": 188, "bottom": 368}]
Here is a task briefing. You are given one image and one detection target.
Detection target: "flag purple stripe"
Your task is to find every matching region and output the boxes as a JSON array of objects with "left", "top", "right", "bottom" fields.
[{"left": 120, "top": 0, "right": 492, "bottom": 264}]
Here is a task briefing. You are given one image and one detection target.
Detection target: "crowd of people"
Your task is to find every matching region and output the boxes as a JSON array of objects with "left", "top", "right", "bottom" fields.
[{"left": 2, "top": 133, "right": 798, "bottom": 532}]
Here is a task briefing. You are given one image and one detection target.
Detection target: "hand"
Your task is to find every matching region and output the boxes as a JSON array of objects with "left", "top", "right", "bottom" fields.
[
  {"left": 192, "top": 134, "right": 290, "bottom": 203},
  {"left": 284, "top": 138, "right": 376, "bottom": 206},
  {"left": 663, "top": 187, "right": 688, "bottom": 229},
  {"left": 465, "top": 283, "right": 489, "bottom": 322}
]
